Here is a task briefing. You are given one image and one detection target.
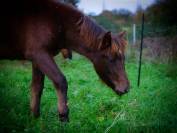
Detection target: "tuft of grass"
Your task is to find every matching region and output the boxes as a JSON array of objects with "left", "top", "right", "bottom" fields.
[{"left": 0, "top": 53, "right": 177, "bottom": 133}]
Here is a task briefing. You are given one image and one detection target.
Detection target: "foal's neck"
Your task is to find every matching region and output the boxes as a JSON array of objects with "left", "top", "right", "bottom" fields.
[
  {"left": 69, "top": 18, "right": 105, "bottom": 61},
  {"left": 53, "top": 1, "right": 105, "bottom": 60},
  {"left": 78, "top": 16, "right": 106, "bottom": 50}
]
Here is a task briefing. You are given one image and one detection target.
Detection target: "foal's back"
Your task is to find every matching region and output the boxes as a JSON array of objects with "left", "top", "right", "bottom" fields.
[{"left": 0, "top": 0, "right": 62, "bottom": 60}]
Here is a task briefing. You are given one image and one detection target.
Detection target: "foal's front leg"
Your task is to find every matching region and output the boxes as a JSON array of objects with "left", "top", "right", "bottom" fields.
[
  {"left": 31, "top": 63, "right": 45, "bottom": 117},
  {"left": 32, "top": 52, "right": 69, "bottom": 122}
]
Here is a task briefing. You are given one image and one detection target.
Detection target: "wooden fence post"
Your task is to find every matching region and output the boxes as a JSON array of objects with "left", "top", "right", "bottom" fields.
[{"left": 133, "top": 24, "right": 136, "bottom": 45}]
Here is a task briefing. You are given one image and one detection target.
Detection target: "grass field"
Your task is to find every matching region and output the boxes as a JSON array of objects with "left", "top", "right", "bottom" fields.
[{"left": 0, "top": 53, "right": 177, "bottom": 133}]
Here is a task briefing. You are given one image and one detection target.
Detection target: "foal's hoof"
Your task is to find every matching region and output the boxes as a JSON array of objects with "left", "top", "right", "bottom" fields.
[
  {"left": 31, "top": 110, "right": 40, "bottom": 118},
  {"left": 33, "top": 112, "right": 40, "bottom": 118},
  {"left": 59, "top": 114, "right": 69, "bottom": 122}
]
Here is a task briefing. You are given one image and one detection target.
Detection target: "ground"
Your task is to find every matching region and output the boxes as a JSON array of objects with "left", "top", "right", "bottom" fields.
[{"left": 0, "top": 53, "right": 176, "bottom": 133}]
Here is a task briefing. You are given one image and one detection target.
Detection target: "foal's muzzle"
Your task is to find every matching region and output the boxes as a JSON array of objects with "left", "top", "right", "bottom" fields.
[{"left": 115, "top": 84, "right": 130, "bottom": 96}]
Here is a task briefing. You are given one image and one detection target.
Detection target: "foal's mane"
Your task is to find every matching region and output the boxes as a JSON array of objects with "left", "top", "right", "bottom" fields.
[
  {"left": 52, "top": 1, "right": 127, "bottom": 55},
  {"left": 79, "top": 16, "right": 106, "bottom": 50},
  {"left": 78, "top": 15, "right": 127, "bottom": 55}
]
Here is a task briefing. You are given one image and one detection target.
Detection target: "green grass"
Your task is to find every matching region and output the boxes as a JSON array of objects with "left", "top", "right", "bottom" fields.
[{"left": 0, "top": 53, "right": 177, "bottom": 133}]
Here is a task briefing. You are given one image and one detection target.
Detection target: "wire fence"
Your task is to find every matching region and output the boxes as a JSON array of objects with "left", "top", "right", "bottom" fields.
[
  {"left": 124, "top": 23, "right": 177, "bottom": 64},
  {"left": 127, "top": 24, "right": 177, "bottom": 44}
]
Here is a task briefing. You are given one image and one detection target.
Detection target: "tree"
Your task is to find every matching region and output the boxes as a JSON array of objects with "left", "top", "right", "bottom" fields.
[
  {"left": 146, "top": 0, "right": 177, "bottom": 26},
  {"left": 62, "top": 0, "right": 80, "bottom": 7},
  {"left": 112, "top": 9, "right": 133, "bottom": 21},
  {"left": 133, "top": 5, "right": 144, "bottom": 23}
]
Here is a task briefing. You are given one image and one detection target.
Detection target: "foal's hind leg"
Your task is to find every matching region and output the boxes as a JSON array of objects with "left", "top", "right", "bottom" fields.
[
  {"left": 31, "top": 63, "right": 45, "bottom": 117},
  {"left": 32, "top": 52, "right": 69, "bottom": 122}
]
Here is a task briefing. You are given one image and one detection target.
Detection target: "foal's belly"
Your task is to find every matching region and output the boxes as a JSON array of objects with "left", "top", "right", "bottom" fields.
[
  {"left": 0, "top": 43, "right": 25, "bottom": 60},
  {"left": 0, "top": 18, "right": 24, "bottom": 60}
]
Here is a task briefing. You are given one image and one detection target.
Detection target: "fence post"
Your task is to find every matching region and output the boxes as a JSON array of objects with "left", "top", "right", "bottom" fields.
[
  {"left": 137, "top": 13, "right": 145, "bottom": 87},
  {"left": 133, "top": 24, "right": 136, "bottom": 45}
]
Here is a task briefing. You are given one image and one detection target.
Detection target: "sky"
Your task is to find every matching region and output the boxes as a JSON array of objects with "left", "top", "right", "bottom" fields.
[{"left": 78, "top": 0, "right": 155, "bottom": 15}]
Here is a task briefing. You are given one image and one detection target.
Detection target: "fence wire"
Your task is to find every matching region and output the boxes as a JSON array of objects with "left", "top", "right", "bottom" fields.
[{"left": 127, "top": 24, "right": 177, "bottom": 44}]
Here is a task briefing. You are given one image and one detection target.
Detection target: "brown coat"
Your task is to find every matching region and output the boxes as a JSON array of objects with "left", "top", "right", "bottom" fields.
[{"left": 0, "top": 0, "right": 129, "bottom": 122}]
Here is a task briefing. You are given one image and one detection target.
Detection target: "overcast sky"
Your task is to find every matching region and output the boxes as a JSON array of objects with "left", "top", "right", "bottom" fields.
[{"left": 78, "top": 0, "right": 155, "bottom": 15}]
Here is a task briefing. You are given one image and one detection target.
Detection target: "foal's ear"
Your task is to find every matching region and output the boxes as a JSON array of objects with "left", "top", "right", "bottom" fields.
[
  {"left": 118, "top": 31, "right": 127, "bottom": 48},
  {"left": 118, "top": 31, "right": 126, "bottom": 38},
  {"left": 101, "top": 31, "right": 112, "bottom": 50}
]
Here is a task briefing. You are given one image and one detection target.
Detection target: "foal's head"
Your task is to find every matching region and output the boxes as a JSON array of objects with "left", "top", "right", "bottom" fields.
[{"left": 93, "top": 31, "right": 129, "bottom": 96}]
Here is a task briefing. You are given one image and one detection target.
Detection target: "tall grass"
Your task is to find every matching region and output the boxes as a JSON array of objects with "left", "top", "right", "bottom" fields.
[{"left": 0, "top": 53, "right": 176, "bottom": 133}]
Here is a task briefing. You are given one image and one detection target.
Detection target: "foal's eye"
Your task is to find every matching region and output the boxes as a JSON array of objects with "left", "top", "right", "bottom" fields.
[{"left": 108, "top": 56, "right": 116, "bottom": 63}]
